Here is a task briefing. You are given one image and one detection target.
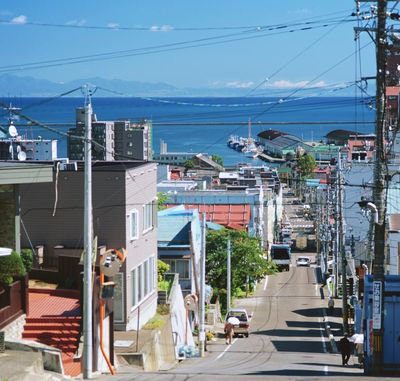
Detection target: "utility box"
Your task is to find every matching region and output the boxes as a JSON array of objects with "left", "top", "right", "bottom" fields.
[{"left": 363, "top": 275, "right": 400, "bottom": 375}]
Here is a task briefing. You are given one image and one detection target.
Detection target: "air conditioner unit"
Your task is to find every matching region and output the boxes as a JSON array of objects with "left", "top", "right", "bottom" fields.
[{"left": 60, "top": 162, "right": 78, "bottom": 171}]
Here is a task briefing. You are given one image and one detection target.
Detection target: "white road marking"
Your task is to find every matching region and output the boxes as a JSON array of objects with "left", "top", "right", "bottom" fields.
[
  {"left": 315, "top": 284, "right": 319, "bottom": 297},
  {"left": 263, "top": 276, "right": 269, "bottom": 291},
  {"left": 324, "top": 365, "right": 329, "bottom": 375},
  {"left": 215, "top": 338, "right": 238, "bottom": 360}
]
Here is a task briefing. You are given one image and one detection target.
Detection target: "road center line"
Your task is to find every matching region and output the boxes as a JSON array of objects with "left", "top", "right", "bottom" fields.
[
  {"left": 324, "top": 365, "right": 329, "bottom": 375},
  {"left": 215, "top": 338, "right": 238, "bottom": 361},
  {"left": 263, "top": 276, "right": 269, "bottom": 291},
  {"left": 315, "top": 284, "right": 319, "bottom": 297}
]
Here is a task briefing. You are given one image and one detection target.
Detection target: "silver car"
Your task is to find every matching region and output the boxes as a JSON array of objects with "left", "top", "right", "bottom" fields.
[{"left": 296, "top": 256, "right": 311, "bottom": 267}]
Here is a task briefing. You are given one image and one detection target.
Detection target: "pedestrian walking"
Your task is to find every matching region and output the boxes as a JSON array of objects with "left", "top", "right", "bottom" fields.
[
  {"left": 224, "top": 322, "right": 234, "bottom": 345},
  {"left": 339, "top": 334, "right": 351, "bottom": 366},
  {"left": 328, "top": 297, "right": 335, "bottom": 316}
]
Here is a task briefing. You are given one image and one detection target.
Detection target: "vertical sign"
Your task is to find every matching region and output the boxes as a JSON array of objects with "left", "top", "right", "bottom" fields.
[{"left": 372, "top": 281, "right": 382, "bottom": 330}]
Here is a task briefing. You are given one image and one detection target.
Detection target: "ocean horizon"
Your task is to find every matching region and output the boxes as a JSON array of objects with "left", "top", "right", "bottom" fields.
[{"left": 0, "top": 96, "right": 375, "bottom": 166}]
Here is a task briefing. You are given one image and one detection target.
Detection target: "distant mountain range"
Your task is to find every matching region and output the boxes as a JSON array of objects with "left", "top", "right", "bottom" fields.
[{"left": 0, "top": 74, "right": 358, "bottom": 98}]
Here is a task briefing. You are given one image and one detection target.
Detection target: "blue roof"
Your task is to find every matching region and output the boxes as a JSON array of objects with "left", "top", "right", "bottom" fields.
[
  {"left": 206, "top": 221, "right": 224, "bottom": 231},
  {"left": 158, "top": 205, "right": 199, "bottom": 247}
]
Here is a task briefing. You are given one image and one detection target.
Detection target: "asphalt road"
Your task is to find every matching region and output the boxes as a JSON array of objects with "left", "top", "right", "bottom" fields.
[{"left": 109, "top": 261, "right": 398, "bottom": 381}]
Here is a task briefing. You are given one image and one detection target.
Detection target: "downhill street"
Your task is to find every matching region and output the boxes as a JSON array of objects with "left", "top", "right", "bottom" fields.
[{"left": 107, "top": 259, "right": 395, "bottom": 381}]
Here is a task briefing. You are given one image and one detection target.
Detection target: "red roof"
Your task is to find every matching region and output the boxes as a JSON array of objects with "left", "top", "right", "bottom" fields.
[
  {"left": 386, "top": 86, "right": 400, "bottom": 96},
  {"left": 166, "top": 204, "right": 251, "bottom": 230}
]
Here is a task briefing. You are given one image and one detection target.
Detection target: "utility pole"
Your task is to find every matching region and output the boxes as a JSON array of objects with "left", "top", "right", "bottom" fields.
[
  {"left": 334, "top": 166, "right": 340, "bottom": 299},
  {"left": 83, "top": 90, "right": 93, "bottom": 379},
  {"left": 338, "top": 152, "right": 349, "bottom": 334},
  {"left": 356, "top": 1, "right": 388, "bottom": 373},
  {"left": 199, "top": 213, "right": 206, "bottom": 357},
  {"left": 227, "top": 239, "right": 231, "bottom": 311},
  {"left": 372, "top": 0, "right": 388, "bottom": 374}
]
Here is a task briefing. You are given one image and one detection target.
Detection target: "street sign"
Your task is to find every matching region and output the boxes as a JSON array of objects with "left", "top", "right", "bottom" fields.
[{"left": 372, "top": 281, "right": 382, "bottom": 330}]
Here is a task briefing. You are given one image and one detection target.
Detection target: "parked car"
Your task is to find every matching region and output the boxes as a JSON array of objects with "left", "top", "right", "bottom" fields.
[
  {"left": 225, "top": 308, "right": 252, "bottom": 337},
  {"left": 296, "top": 256, "right": 311, "bottom": 267}
]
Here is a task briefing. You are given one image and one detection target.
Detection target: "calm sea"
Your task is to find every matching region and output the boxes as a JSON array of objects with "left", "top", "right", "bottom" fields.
[{"left": 0, "top": 96, "right": 375, "bottom": 166}]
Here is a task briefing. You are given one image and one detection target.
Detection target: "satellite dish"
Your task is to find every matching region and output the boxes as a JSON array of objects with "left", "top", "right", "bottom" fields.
[
  {"left": 16, "top": 145, "right": 21, "bottom": 153},
  {"left": 8, "top": 124, "right": 18, "bottom": 138},
  {"left": 17, "top": 151, "right": 26, "bottom": 161}
]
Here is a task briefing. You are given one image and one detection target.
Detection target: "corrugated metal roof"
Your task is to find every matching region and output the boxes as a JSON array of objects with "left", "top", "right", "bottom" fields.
[
  {"left": 166, "top": 203, "right": 250, "bottom": 230},
  {"left": 158, "top": 215, "right": 191, "bottom": 245}
]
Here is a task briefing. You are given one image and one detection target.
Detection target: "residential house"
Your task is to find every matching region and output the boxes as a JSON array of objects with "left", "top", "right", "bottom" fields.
[
  {"left": 158, "top": 206, "right": 201, "bottom": 296},
  {"left": 347, "top": 134, "right": 376, "bottom": 162},
  {"left": 0, "top": 162, "right": 53, "bottom": 331},
  {"left": 20, "top": 160, "right": 158, "bottom": 331}
]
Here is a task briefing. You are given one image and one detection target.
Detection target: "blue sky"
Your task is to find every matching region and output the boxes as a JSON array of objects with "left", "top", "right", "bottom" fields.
[{"left": 0, "top": 1, "right": 375, "bottom": 90}]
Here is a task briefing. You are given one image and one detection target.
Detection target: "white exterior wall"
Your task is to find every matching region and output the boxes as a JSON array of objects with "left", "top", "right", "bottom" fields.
[
  {"left": 388, "top": 232, "right": 400, "bottom": 275},
  {"left": 124, "top": 163, "right": 158, "bottom": 330}
]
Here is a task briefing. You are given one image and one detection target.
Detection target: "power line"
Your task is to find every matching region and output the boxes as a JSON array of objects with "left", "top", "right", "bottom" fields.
[{"left": 0, "top": 19, "right": 356, "bottom": 74}]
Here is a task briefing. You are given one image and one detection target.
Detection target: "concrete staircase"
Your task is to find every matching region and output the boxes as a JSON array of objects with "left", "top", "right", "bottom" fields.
[{"left": 23, "top": 289, "right": 82, "bottom": 377}]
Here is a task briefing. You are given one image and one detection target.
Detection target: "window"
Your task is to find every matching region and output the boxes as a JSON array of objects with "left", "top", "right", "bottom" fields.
[
  {"left": 163, "top": 259, "right": 190, "bottom": 280},
  {"left": 131, "top": 257, "right": 156, "bottom": 309},
  {"left": 143, "top": 202, "right": 153, "bottom": 232},
  {"left": 138, "top": 264, "right": 144, "bottom": 301},
  {"left": 144, "top": 260, "right": 149, "bottom": 295},
  {"left": 130, "top": 210, "right": 139, "bottom": 240},
  {"left": 114, "top": 273, "right": 124, "bottom": 322},
  {"left": 131, "top": 268, "right": 137, "bottom": 306}
]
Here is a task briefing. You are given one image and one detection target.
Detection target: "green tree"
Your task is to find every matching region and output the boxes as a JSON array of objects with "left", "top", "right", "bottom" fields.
[
  {"left": 184, "top": 159, "right": 194, "bottom": 173},
  {"left": 0, "top": 251, "right": 26, "bottom": 285},
  {"left": 206, "top": 229, "right": 276, "bottom": 298},
  {"left": 211, "top": 154, "right": 224, "bottom": 167},
  {"left": 297, "top": 154, "right": 317, "bottom": 180},
  {"left": 157, "top": 192, "right": 168, "bottom": 211}
]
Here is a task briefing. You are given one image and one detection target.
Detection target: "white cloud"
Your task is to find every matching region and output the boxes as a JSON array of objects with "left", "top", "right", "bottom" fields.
[
  {"left": 150, "top": 24, "right": 174, "bottom": 32},
  {"left": 267, "top": 80, "right": 326, "bottom": 89},
  {"left": 11, "top": 15, "right": 27, "bottom": 24},
  {"left": 225, "top": 81, "right": 255, "bottom": 89},
  {"left": 107, "top": 22, "right": 119, "bottom": 29},
  {"left": 66, "top": 19, "right": 86, "bottom": 26}
]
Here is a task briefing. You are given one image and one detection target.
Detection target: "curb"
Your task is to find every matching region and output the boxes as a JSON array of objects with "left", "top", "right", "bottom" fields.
[{"left": 322, "top": 310, "right": 338, "bottom": 354}]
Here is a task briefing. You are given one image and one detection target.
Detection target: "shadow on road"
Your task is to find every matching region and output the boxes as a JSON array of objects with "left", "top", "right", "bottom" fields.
[
  {"left": 285, "top": 320, "right": 342, "bottom": 330},
  {"left": 270, "top": 339, "right": 325, "bottom": 353},
  {"left": 243, "top": 368, "right": 362, "bottom": 377},
  {"left": 292, "top": 307, "right": 324, "bottom": 318},
  {"left": 255, "top": 328, "right": 325, "bottom": 338}
]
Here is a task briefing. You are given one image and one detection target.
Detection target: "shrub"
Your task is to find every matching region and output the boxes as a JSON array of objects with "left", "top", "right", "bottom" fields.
[
  {"left": 157, "top": 259, "right": 170, "bottom": 282},
  {"left": 0, "top": 251, "right": 26, "bottom": 286},
  {"left": 20, "top": 249, "right": 33, "bottom": 273}
]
